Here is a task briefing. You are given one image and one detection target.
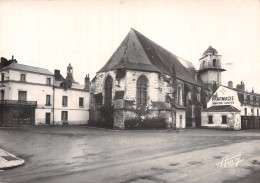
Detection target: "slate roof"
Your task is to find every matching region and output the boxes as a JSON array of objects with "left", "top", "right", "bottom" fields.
[
  {"left": 54, "top": 72, "right": 84, "bottom": 89},
  {"left": 221, "top": 85, "right": 260, "bottom": 97},
  {"left": 203, "top": 46, "right": 218, "bottom": 56},
  {"left": 203, "top": 105, "right": 240, "bottom": 112},
  {"left": 2, "top": 62, "right": 53, "bottom": 75},
  {"left": 99, "top": 28, "right": 205, "bottom": 87}
]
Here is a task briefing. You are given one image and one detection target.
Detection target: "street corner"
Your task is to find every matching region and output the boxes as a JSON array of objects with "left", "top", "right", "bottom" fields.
[{"left": 0, "top": 149, "right": 25, "bottom": 170}]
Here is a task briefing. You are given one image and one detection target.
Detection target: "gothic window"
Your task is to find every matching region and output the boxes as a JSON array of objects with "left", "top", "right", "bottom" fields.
[
  {"left": 136, "top": 75, "right": 148, "bottom": 105},
  {"left": 105, "top": 76, "right": 113, "bottom": 106},
  {"left": 177, "top": 85, "right": 182, "bottom": 105},
  {"left": 213, "top": 59, "right": 217, "bottom": 67}
]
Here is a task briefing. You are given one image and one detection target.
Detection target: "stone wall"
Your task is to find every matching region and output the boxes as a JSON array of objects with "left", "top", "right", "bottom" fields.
[{"left": 90, "top": 69, "right": 208, "bottom": 129}]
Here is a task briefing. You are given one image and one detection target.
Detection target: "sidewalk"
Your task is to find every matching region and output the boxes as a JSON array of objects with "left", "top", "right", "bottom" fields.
[{"left": 0, "top": 149, "right": 25, "bottom": 170}]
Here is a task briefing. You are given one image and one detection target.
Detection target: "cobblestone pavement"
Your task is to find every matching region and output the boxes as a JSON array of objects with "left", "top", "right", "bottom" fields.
[{"left": 0, "top": 126, "right": 260, "bottom": 183}]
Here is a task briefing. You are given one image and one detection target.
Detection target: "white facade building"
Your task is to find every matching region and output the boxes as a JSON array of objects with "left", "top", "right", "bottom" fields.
[
  {"left": 0, "top": 56, "right": 90, "bottom": 126},
  {"left": 201, "top": 83, "right": 260, "bottom": 130}
]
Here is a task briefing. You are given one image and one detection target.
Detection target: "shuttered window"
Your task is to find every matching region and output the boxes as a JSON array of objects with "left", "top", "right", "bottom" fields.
[
  {"left": 208, "top": 115, "right": 213, "bottom": 124},
  {"left": 20, "top": 74, "right": 26, "bottom": 82},
  {"left": 62, "top": 96, "right": 68, "bottom": 106},
  {"left": 18, "top": 91, "right": 27, "bottom": 102},
  {"left": 137, "top": 76, "right": 148, "bottom": 105},
  {"left": 46, "top": 95, "right": 51, "bottom": 106},
  {"left": 79, "top": 97, "right": 84, "bottom": 107},
  {"left": 61, "top": 111, "right": 68, "bottom": 121},
  {"left": 222, "top": 116, "right": 227, "bottom": 124}
]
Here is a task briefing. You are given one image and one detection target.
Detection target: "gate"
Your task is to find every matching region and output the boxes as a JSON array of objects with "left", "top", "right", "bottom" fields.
[{"left": 241, "top": 116, "right": 260, "bottom": 130}]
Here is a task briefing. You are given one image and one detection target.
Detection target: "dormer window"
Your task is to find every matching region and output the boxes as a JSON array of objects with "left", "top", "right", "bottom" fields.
[
  {"left": 46, "top": 78, "right": 51, "bottom": 85},
  {"left": 20, "top": 74, "right": 26, "bottom": 82}
]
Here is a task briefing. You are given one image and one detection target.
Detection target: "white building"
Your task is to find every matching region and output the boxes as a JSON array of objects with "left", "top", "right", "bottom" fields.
[
  {"left": 0, "top": 56, "right": 90, "bottom": 126},
  {"left": 201, "top": 82, "right": 260, "bottom": 130}
]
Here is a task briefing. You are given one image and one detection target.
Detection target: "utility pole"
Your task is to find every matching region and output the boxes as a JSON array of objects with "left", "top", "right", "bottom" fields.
[{"left": 171, "top": 64, "right": 177, "bottom": 132}]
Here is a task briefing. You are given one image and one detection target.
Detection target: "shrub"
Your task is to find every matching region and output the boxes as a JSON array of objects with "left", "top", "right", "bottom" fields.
[
  {"left": 124, "top": 117, "right": 167, "bottom": 130},
  {"left": 124, "top": 118, "right": 140, "bottom": 129},
  {"left": 141, "top": 118, "right": 167, "bottom": 129}
]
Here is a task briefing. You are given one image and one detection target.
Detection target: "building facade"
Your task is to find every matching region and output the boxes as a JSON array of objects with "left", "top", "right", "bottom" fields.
[
  {"left": 0, "top": 57, "right": 90, "bottom": 126},
  {"left": 90, "top": 29, "right": 224, "bottom": 129},
  {"left": 201, "top": 83, "right": 260, "bottom": 130}
]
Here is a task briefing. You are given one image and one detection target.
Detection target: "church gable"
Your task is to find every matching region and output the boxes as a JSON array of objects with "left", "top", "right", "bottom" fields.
[{"left": 98, "top": 28, "right": 204, "bottom": 88}]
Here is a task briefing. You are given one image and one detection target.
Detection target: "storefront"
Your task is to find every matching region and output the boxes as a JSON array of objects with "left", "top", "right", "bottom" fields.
[{"left": 201, "top": 85, "right": 260, "bottom": 130}]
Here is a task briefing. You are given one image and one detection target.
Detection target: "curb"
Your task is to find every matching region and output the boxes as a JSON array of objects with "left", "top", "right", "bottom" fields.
[
  {"left": 83, "top": 126, "right": 120, "bottom": 131},
  {"left": 0, "top": 149, "right": 25, "bottom": 170}
]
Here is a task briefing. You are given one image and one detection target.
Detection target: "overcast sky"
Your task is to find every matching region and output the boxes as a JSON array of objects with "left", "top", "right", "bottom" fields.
[{"left": 0, "top": 0, "right": 259, "bottom": 92}]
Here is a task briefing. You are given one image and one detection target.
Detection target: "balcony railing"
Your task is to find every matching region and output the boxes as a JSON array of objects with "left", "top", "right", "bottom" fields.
[{"left": 0, "top": 100, "right": 37, "bottom": 106}]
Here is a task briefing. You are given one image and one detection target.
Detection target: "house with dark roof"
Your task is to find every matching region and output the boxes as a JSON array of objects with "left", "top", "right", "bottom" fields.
[
  {"left": 90, "top": 28, "right": 225, "bottom": 129},
  {"left": 0, "top": 56, "right": 90, "bottom": 126},
  {"left": 201, "top": 82, "right": 260, "bottom": 130}
]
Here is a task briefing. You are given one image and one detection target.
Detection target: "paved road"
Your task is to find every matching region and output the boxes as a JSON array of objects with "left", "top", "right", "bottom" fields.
[{"left": 0, "top": 127, "right": 260, "bottom": 183}]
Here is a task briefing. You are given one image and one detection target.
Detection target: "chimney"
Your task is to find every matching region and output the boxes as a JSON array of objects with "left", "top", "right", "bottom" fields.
[
  {"left": 54, "top": 69, "right": 60, "bottom": 80},
  {"left": 84, "top": 74, "right": 90, "bottom": 90},
  {"left": 10, "top": 55, "right": 17, "bottom": 63},
  {"left": 252, "top": 87, "right": 254, "bottom": 93},
  {"left": 241, "top": 81, "right": 245, "bottom": 91},
  {"left": 236, "top": 81, "right": 245, "bottom": 91},
  {"left": 228, "top": 81, "right": 233, "bottom": 88}
]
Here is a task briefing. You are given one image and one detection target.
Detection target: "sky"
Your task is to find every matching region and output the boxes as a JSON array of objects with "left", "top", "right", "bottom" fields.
[{"left": 0, "top": 0, "right": 259, "bottom": 92}]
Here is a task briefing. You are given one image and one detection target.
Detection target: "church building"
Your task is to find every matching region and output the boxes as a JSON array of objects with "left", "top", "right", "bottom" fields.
[{"left": 89, "top": 28, "right": 225, "bottom": 129}]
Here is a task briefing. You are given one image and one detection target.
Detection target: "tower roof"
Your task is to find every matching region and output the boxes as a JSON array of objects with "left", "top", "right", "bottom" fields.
[
  {"left": 67, "top": 63, "right": 73, "bottom": 68},
  {"left": 99, "top": 28, "right": 204, "bottom": 87},
  {"left": 202, "top": 46, "right": 218, "bottom": 56}
]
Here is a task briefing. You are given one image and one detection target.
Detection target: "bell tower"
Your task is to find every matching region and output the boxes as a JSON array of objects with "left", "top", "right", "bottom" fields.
[
  {"left": 66, "top": 63, "right": 75, "bottom": 85},
  {"left": 198, "top": 46, "right": 225, "bottom": 95}
]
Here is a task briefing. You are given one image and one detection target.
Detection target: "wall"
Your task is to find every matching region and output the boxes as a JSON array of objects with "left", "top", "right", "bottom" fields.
[
  {"left": 201, "top": 111, "right": 241, "bottom": 130},
  {"left": 1, "top": 68, "right": 90, "bottom": 126},
  {"left": 176, "top": 109, "right": 186, "bottom": 128},
  {"left": 207, "top": 86, "right": 241, "bottom": 109},
  {"left": 8, "top": 70, "right": 53, "bottom": 85},
  {"left": 91, "top": 69, "right": 192, "bottom": 129},
  {"left": 53, "top": 87, "right": 89, "bottom": 125},
  {"left": 35, "top": 108, "right": 53, "bottom": 125}
]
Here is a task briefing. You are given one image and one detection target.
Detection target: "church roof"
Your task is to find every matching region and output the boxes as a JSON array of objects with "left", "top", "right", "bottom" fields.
[
  {"left": 203, "top": 46, "right": 218, "bottom": 56},
  {"left": 99, "top": 28, "right": 204, "bottom": 87}
]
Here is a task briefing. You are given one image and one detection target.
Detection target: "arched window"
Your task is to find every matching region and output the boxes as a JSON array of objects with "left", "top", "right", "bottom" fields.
[
  {"left": 177, "top": 86, "right": 182, "bottom": 105},
  {"left": 137, "top": 75, "right": 148, "bottom": 105},
  {"left": 203, "top": 61, "right": 206, "bottom": 68},
  {"left": 105, "top": 76, "right": 113, "bottom": 106},
  {"left": 213, "top": 59, "right": 217, "bottom": 67}
]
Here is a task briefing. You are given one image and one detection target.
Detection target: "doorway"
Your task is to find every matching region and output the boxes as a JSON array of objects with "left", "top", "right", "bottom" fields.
[{"left": 45, "top": 113, "right": 51, "bottom": 125}]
